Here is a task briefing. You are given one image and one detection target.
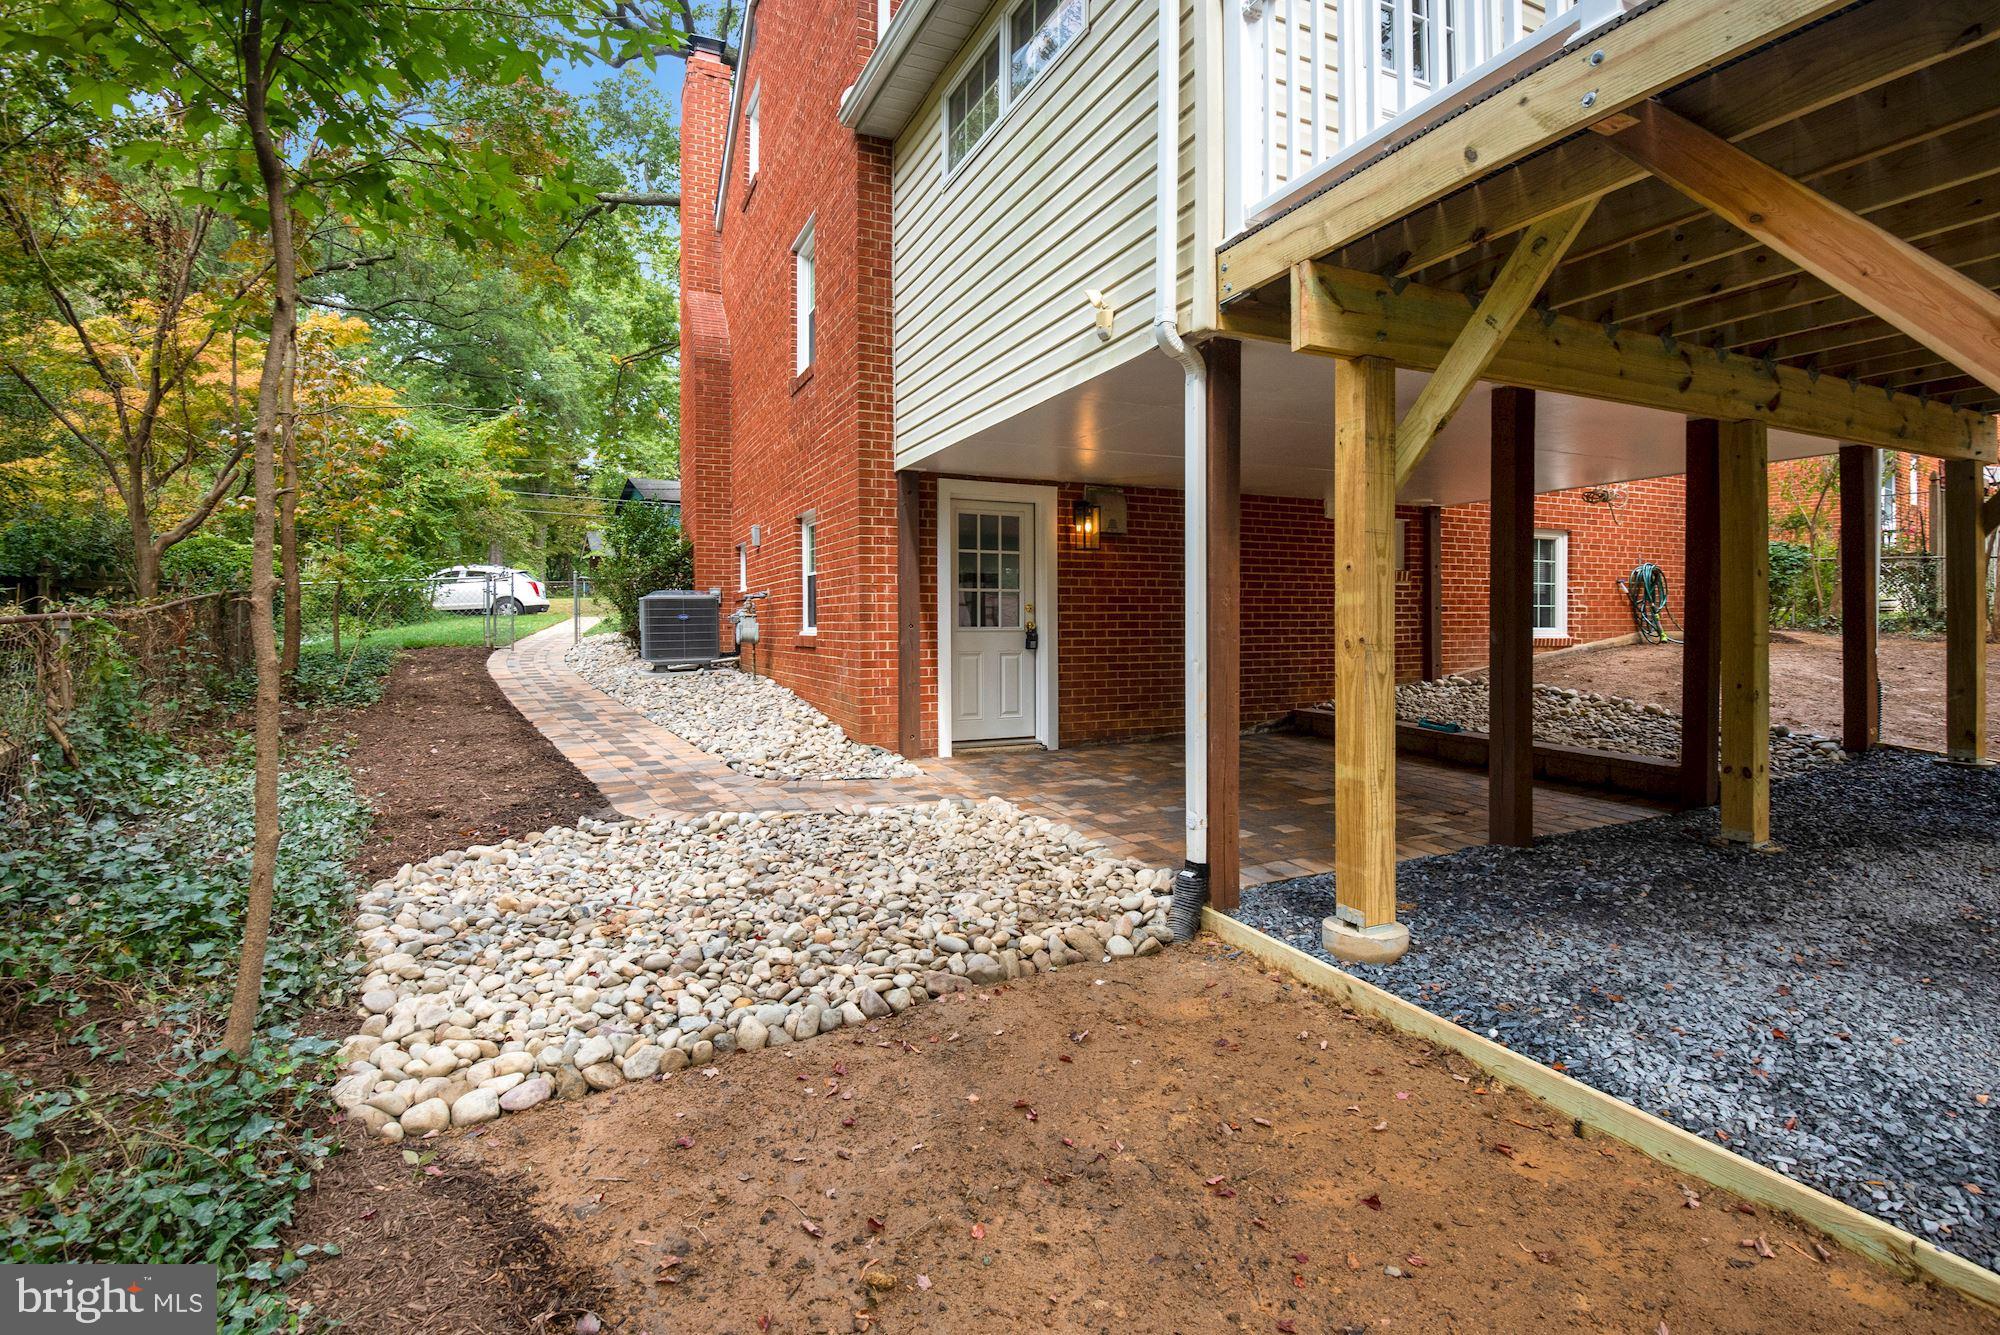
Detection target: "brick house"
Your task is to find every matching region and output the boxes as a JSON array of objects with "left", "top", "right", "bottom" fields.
[
  {"left": 678, "top": 9, "right": 1702, "bottom": 757},
  {"left": 678, "top": 0, "right": 1999, "bottom": 955}
]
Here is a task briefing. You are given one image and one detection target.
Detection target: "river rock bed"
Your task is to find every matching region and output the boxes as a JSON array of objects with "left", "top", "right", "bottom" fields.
[
  {"left": 1388, "top": 676, "right": 1844, "bottom": 777},
  {"left": 565, "top": 635, "right": 922, "bottom": 781},
  {"left": 332, "top": 799, "right": 1174, "bottom": 1140},
  {"left": 1237, "top": 749, "right": 2000, "bottom": 1271}
]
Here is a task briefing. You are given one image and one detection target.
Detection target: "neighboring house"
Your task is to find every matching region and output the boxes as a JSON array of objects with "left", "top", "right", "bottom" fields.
[
  {"left": 681, "top": 0, "right": 1999, "bottom": 949},
  {"left": 618, "top": 476, "right": 683, "bottom": 521}
]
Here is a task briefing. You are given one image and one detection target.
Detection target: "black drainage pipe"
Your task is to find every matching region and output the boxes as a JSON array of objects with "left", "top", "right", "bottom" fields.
[{"left": 1168, "top": 862, "right": 1209, "bottom": 942}]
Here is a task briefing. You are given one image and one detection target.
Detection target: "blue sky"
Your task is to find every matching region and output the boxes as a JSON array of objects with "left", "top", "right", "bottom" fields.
[{"left": 552, "top": 53, "right": 686, "bottom": 118}]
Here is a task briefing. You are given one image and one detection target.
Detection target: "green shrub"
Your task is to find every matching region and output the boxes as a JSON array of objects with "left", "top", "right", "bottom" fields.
[
  {"left": 0, "top": 710, "right": 366, "bottom": 1331},
  {"left": 594, "top": 499, "right": 693, "bottom": 645}
]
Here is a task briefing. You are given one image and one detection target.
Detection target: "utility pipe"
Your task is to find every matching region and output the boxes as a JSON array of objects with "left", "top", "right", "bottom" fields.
[{"left": 1153, "top": 0, "right": 1212, "bottom": 934}]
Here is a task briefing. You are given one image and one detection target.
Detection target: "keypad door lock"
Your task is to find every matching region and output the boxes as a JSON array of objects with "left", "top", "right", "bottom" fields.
[{"left": 1024, "top": 616, "right": 1039, "bottom": 652}]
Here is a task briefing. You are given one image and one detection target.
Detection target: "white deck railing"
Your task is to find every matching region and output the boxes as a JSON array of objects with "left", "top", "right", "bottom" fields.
[{"left": 1227, "top": 0, "right": 1626, "bottom": 235}]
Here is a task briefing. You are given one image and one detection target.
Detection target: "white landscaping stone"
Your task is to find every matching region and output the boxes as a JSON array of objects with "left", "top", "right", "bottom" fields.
[
  {"left": 336, "top": 798, "right": 1175, "bottom": 1137},
  {"left": 564, "top": 637, "right": 923, "bottom": 781}
]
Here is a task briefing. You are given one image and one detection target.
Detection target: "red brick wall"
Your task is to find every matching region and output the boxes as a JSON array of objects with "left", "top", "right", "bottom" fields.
[
  {"left": 1436, "top": 475, "right": 1688, "bottom": 673},
  {"left": 679, "top": 0, "right": 902, "bottom": 748},
  {"left": 908, "top": 476, "right": 1435, "bottom": 749}
]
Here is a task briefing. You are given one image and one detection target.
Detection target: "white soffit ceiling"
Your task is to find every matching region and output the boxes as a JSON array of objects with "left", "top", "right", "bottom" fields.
[{"left": 906, "top": 339, "right": 1835, "bottom": 505}]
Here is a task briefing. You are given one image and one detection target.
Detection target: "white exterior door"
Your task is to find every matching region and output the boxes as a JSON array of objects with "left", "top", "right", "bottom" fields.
[{"left": 949, "top": 501, "right": 1037, "bottom": 743}]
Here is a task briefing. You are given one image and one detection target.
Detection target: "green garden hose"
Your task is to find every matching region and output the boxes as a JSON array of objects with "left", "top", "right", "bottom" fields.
[{"left": 1622, "top": 561, "right": 1681, "bottom": 644}]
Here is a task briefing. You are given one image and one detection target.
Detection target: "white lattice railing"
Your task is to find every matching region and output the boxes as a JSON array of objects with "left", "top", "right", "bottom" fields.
[{"left": 1228, "top": 0, "right": 1624, "bottom": 234}]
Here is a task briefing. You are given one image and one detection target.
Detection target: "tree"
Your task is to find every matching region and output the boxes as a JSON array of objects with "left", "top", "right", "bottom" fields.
[
  {"left": 0, "top": 112, "right": 264, "bottom": 598},
  {"left": 6, "top": 0, "right": 679, "bottom": 1056}
]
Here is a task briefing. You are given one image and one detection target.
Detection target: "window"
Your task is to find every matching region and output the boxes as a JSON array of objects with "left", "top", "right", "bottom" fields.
[
  {"left": 744, "top": 85, "right": 761, "bottom": 180},
  {"left": 793, "top": 219, "right": 815, "bottom": 375},
  {"left": 945, "top": 0, "right": 1084, "bottom": 172},
  {"left": 954, "top": 510, "right": 1024, "bottom": 628},
  {"left": 877, "top": 0, "right": 891, "bottom": 40},
  {"left": 1531, "top": 531, "right": 1568, "bottom": 638},
  {"left": 1008, "top": 0, "right": 1085, "bottom": 93},
  {"left": 736, "top": 542, "right": 748, "bottom": 592},
  {"left": 799, "top": 517, "right": 819, "bottom": 633},
  {"left": 1881, "top": 464, "right": 1898, "bottom": 536},
  {"left": 1381, "top": 0, "right": 1462, "bottom": 85}
]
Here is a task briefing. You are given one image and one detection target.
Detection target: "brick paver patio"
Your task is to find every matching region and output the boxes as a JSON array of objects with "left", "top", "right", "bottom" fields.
[{"left": 491, "top": 622, "right": 1660, "bottom": 882}]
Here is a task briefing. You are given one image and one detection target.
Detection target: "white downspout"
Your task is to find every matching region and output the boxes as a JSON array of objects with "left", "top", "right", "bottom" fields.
[{"left": 1153, "top": 0, "right": 1210, "bottom": 873}]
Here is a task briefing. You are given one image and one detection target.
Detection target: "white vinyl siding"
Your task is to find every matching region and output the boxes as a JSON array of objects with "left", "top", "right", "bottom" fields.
[{"left": 892, "top": 0, "right": 1199, "bottom": 469}]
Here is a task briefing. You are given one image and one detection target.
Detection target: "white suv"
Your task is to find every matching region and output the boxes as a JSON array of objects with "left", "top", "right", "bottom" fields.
[{"left": 428, "top": 565, "right": 550, "bottom": 615}]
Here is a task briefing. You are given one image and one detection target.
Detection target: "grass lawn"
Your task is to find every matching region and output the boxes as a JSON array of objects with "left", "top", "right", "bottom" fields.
[{"left": 304, "top": 601, "right": 609, "bottom": 651}]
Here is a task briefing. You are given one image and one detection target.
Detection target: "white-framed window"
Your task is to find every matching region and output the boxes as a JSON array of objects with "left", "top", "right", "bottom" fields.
[
  {"left": 798, "top": 516, "right": 819, "bottom": 633},
  {"left": 744, "top": 84, "right": 761, "bottom": 180},
  {"left": 1531, "top": 531, "right": 1568, "bottom": 639},
  {"left": 736, "top": 542, "right": 748, "bottom": 592},
  {"left": 793, "top": 219, "right": 815, "bottom": 375},
  {"left": 944, "top": 0, "right": 1084, "bottom": 173},
  {"left": 1881, "top": 462, "right": 1898, "bottom": 536},
  {"left": 1381, "top": 0, "right": 1474, "bottom": 87},
  {"left": 877, "top": 0, "right": 891, "bottom": 40}
]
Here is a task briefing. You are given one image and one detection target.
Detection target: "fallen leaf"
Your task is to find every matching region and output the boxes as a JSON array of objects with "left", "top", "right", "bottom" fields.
[
  {"left": 1360, "top": 1193, "right": 1383, "bottom": 1212},
  {"left": 867, "top": 1217, "right": 885, "bottom": 1232},
  {"left": 1252, "top": 1117, "right": 1272, "bottom": 1127},
  {"left": 801, "top": 1220, "right": 825, "bottom": 1238},
  {"left": 971, "top": 1223, "right": 986, "bottom": 1239},
  {"left": 916, "top": 1274, "right": 932, "bottom": 1291},
  {"left": 1277, "top": 1321, "right": 1297, "bottom": 1333}
]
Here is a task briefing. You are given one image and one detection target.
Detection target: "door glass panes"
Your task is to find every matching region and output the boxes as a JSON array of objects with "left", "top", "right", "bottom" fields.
[
  {"left": 1531, "top": 536, "right": 1558, "bottom": 631},
  {"left": 955, "top": 508, "right": 1025, "bottom": 628}
]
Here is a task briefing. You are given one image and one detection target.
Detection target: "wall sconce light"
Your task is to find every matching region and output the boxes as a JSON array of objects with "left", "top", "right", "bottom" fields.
[{"left": 1071, "top": 496, "right": 1102, "bottom": 550}]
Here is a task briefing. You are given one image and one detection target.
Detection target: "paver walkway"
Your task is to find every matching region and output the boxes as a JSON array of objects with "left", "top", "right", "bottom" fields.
[{"left": 491, "top": 622, "right": 1659, "bottom": 881}]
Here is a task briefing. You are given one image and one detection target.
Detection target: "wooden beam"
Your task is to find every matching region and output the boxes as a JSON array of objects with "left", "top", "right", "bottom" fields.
[
  {"left": 1216, "top": 0, "right": 1851, "bottom": 299},
  {"left": 1718, "top": 420, "right": 1772, "bottom": 844},
  {"left": 1204, "top": 339, "right": 1244, "bottom": 909},
  {"left": 1599, "top": 100, "right": 2000, "bottom": 394},
  {"left": 1839, "top": 445, "right": 1881, "bottom": 752},
  {"left": 1550, "top": 154, "right": 2000, "bottom": 322},
  {"left": 1345, "top": 0, "right": 2000, "bottom": 282},
  {"left": 1332, "top": 357, "right": 1400, "bottom": 934},
  {"left": 896, "top": 471, "right": 924, "bottom": 758},
  {"left": 1489, "top": 388, "right": 1536, "bottom": 847},
  {"left": 1291, "top": 262, "right": 1997, "bottom": 460},
  {"left": 1680, "top": 421, "right": 1722, "bottom": 809},
  {"left": 1419, "top": 505, "right": 1442, "bottom": 681},
  {"left": 1395, "top": 201, "right": 1595, "bottom": 486},
  {"left": 1666, "top": 243, "right": 2000, "bottom": 342},
  {"left": 1944, "top": 458, "right": 1990, "bottom": 762}
]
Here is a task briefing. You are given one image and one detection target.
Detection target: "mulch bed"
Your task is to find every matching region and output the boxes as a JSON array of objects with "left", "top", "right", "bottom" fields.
[{"left": 283, "top": 646, "right": 618, "bottom": 1332}]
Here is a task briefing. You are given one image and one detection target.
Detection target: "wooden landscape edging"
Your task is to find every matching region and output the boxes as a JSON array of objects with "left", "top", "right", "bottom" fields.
[
  {"left": 1282, "top": 708, "right": 1684, "bottom": 802},
  {"left": 1200, "top": 909, "right": 2000, "bottom": 1313}
]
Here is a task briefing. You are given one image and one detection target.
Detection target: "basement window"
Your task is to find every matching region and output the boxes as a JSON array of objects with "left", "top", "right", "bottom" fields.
[
  {"left": 737, "top": 542, "right": 748, "bottom": 593},
  {"left": 745, "top": 84, "right": 761, "bottom": 181},
  {"left": 799, "top": 516, "right": 819, "bottom": 633},
  {"left": 1531, "top": 531, "right": 1568, "bottom": 639}
]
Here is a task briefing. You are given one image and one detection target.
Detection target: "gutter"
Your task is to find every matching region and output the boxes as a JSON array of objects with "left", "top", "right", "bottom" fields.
[
  {"left": 1152, "top": 0, "right": 1211, "bottom": 937},
  {"left": 839, "top": 0, "right": 938, "bottom": 130},
  {"left": 711, "top": 0, "right": 760, "bottom": 233}
]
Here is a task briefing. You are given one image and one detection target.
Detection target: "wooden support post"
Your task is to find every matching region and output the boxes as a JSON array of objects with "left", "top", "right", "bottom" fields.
[
  {"left": 1419, "top": 505, "right": 1442, "bottom": 682},
  {"left": 1489, "top": 387, "right": 1536, "bottom": 847},
  {"left": 1205, "top": 339, "right": 1243, "bottom": 909},
  {"left": 1325, "top": 356, "right": 1408, "bottom": 964},
  {"left": 1838, "top": 446, "right": 1880, "bottom": 753},
  {"left": 1680, "top": 421, "right": 1722, "bottom": 809},
  {"left": 896, "top": 472, "right": 924, "bottom": 758},
  {"left": 1944, "top": 458, "right": 1990, "bottom": 763},
  {"left": 1718, "top": 421, "right": 1771, "bottom": 845}
]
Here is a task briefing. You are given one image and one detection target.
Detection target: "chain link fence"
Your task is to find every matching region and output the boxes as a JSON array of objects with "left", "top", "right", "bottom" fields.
[{"left": 0, "top": 592, "right": 253, "bottom": 795}]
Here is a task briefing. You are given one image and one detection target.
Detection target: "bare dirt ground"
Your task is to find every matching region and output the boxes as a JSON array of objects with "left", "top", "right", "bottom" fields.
[
  {"left": 453, "top": 944, "right": 1994, "bottom": 1335},
  {"left": 285, "top": 647, "right": 616, "bottom": 1333},
  {"left": 1534, "top": 632, "right": 2000, "bottom": 754}
]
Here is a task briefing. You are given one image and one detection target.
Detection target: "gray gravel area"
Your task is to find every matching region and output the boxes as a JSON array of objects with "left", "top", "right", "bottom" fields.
[{"left": 1235, "top": 749, "right": 1999, "bottom": 1271}]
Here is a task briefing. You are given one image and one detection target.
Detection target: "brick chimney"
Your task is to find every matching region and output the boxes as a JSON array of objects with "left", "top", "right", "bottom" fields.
[{"left": 678, "top": 37, "right": 734, "bottom": 599}]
